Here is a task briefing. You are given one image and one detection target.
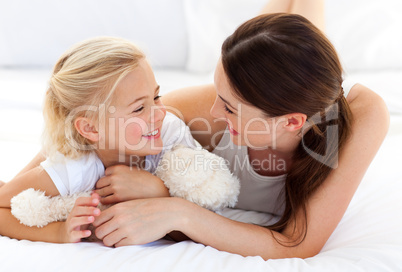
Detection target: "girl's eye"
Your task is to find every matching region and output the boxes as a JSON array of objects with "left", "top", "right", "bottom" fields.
[
  {"left": 132, "top": 95, "right": 161, "bottom": 113},
  {"left": 224, "top": 104, "right": 234, "bottom": 114},
  {"left": 133, "top": 106, "right": 144, "bottom": 113}
]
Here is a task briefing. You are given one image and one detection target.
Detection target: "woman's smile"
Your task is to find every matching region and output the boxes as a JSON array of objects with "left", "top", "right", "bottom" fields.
[{"left": 227, "top": 122, "right": 239, "bottom": 136}]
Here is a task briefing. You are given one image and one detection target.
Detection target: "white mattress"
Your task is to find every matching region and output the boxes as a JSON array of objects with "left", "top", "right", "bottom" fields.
[{"left": 1, "top": 69, "right": 402, "bottom": 271}]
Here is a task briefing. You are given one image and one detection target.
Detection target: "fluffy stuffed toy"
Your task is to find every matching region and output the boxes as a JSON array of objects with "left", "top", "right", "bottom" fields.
[{"left": 11, "top": 145, "right": 240, "bottom": 228}]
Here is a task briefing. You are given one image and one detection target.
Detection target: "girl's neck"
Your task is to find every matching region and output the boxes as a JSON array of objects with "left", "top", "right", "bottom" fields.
[{"left": 96, "top": 150, "right": 145, "bottom": 169}]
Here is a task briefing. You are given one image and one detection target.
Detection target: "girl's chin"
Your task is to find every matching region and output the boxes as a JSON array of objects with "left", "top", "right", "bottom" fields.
[
  {"left": 141, "top": 138, "right": 164, "bottom": 155},
  {"left": 122, "top": 138, "right": 163, "bottom": 155},
  {"left": 125, "top": 148, "right": 163, "bottom": 160},
  {"left": 145, "top": 146, "right": 163, "bottom": 155}
]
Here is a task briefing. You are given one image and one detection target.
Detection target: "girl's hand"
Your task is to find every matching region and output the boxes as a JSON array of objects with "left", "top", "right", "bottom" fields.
[
  {"left": 60, "top": 193, "right": 101, "bottom": 243},
  {"left": 93, "top": 197, "right": 185, "bottom": 247},
  {"left": 94, "top": 165, "right": 169, "bottom": 205},
  {"left": 0, "top": 181, "right": 5, "bottom": 188}
]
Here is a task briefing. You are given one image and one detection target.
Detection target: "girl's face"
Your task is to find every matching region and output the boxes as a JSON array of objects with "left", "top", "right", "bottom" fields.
[
  {"left": 211, "top": 60, "right": 288, "bottom": 149},
  {"left": 100, "top": 59, "right": 166, "bottom": 164}
]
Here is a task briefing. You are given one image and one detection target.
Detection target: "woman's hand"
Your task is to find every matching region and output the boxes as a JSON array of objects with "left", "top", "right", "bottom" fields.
[
  {"left": 59, "top": 193, "right": 101, "bottom": 243},
  {"left": 93, "top": 197, "right": 184, "bottom": 247},
  {"left": 94, "top": 165, "right": 170, "bottom": 205}
]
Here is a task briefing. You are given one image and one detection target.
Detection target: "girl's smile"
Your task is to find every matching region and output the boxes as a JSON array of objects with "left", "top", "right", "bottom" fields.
[{"left": 142, "top": 128, "right": 161, "bottom": 139}]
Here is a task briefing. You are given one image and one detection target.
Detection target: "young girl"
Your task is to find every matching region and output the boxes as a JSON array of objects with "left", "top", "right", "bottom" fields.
[{"left": 0, "top": 36, "right": 195, "bottom": 243}]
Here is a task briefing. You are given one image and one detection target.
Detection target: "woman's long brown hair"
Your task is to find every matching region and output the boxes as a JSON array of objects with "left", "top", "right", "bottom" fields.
[{"left": 221, "top": 13, "right": 353, "bottom": 245}]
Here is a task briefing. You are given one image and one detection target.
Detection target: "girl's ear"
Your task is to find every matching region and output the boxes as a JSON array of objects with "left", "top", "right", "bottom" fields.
[
  {"left": 283, "top": 113, "right": 307, "bottom": 131},
  {"left": 74, "top": 117, "right": 99, "bottom": 142}
]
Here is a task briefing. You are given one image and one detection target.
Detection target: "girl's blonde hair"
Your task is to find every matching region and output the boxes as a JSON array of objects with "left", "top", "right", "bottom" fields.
[{"left": 43, "top": 36, "right": 145, "bottom": 159}]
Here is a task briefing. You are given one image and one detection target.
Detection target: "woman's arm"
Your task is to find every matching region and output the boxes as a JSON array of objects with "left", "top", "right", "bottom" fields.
[{"left": 162, "top": 84, "right": 226, "bottom": 151}]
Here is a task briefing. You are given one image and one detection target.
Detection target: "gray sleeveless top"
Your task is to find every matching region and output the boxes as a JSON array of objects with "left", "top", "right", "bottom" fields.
[{"left": 212, "top": 80, "right": 354, "bottom": 216}]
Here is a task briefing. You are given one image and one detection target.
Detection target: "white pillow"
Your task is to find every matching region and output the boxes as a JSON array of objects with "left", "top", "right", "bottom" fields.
[
  {"left": 183, "top": 0, "right": 266, "bottom": 73},
  {"left": 0, "top": 0, "right": 187, "bottom": 69},
  {"left": 184, "top": 0, "right": 402, "bottom": 73},
  {"left": 325, "top": 0, "right": 402, "bottom": 73}
]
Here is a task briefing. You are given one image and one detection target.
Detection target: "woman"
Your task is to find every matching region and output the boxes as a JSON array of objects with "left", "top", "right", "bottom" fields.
[{"left": 8, "top": 0, "right": 389, "bottom": 259}]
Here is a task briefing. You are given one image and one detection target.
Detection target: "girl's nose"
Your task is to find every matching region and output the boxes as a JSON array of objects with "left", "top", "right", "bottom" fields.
[{"left": 150, "top": 105, "right": 166, "bottom": 123}]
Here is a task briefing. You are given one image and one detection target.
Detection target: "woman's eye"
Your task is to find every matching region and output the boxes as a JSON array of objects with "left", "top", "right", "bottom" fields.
[
  {"left": 133, "top": 106, "right": 144, "bottom": 113},
  {"left": 154, "top": 95, "right": 161, "bottom": 101},
  {"left": 224, "top": 104, "right": 234, "bottom": 114}
]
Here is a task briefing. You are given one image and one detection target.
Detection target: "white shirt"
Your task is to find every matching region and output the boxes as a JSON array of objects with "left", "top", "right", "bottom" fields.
[{"left": 41, "top": 112, "right": 196, "bottom": 196}]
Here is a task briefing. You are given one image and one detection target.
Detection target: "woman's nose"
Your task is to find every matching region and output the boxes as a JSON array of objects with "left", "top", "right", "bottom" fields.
[{"left": 210, "top": 97, "right": 224, "bottom": 119}]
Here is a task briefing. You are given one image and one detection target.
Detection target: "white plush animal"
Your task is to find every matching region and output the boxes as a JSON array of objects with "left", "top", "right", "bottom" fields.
[
  {"left": 10, "top": 189, "right": 105, "bottom": 228},
  {"left": 11, "top": 145, "right": 240, "bottom": 228}
]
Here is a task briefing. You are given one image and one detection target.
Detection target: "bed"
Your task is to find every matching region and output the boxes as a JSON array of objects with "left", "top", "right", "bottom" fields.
[{"left": 1, "top": 0, "right": 402, "bottom": 271}]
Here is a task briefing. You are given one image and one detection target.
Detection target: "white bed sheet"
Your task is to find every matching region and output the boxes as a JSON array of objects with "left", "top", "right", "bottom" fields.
[{"left": 1, "top": 69, "right": 402, "bottom": 271}]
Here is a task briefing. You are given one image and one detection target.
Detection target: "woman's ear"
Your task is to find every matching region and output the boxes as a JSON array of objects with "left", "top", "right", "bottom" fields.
[
  {"left": 74, "top": 117, "right": 99, "bottom": 142},
  {"left": 283, "top": 113, "right": 307, "bottom": 131}
]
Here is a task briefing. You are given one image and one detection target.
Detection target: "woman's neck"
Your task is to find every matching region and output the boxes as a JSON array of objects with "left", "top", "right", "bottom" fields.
[{"left": 247, "top": 146, "right": 294, "bottom": 176}]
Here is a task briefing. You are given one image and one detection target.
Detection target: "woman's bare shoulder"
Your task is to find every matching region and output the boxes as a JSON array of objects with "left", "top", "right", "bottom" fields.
[
  {"left": 348, "top": 83, "right": 387, "bottom": 109},
  {"left": 162, "top": 84, "right": 227, "bottom": 150}
]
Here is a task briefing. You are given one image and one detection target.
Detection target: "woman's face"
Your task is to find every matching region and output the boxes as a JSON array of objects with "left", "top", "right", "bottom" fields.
[
  {"left": 100, "top": 58, "right": 166, "bottom": 163},
  {"left": 211, "top": 60, "right": 288, "bottom": 149}
]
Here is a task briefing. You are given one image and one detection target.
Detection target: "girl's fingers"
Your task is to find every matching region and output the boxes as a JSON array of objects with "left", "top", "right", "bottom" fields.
[
  {"left": 69, "top": 215, "right": 95, "bottom": 231},
  {"left": 70, "top": 206, "right": 100, "bottom": 217},
  {"left": 70, "top": 229, "right": 92, "bottom": 243},
  {"left": 74, "top": 196, "right": 100, "bottom": 207},
  {"left": 91, "top": 192, "right": 101, "bottom": 200},
  {"left": 65, "top": 194, "right": 103, "bottom": 242}
]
